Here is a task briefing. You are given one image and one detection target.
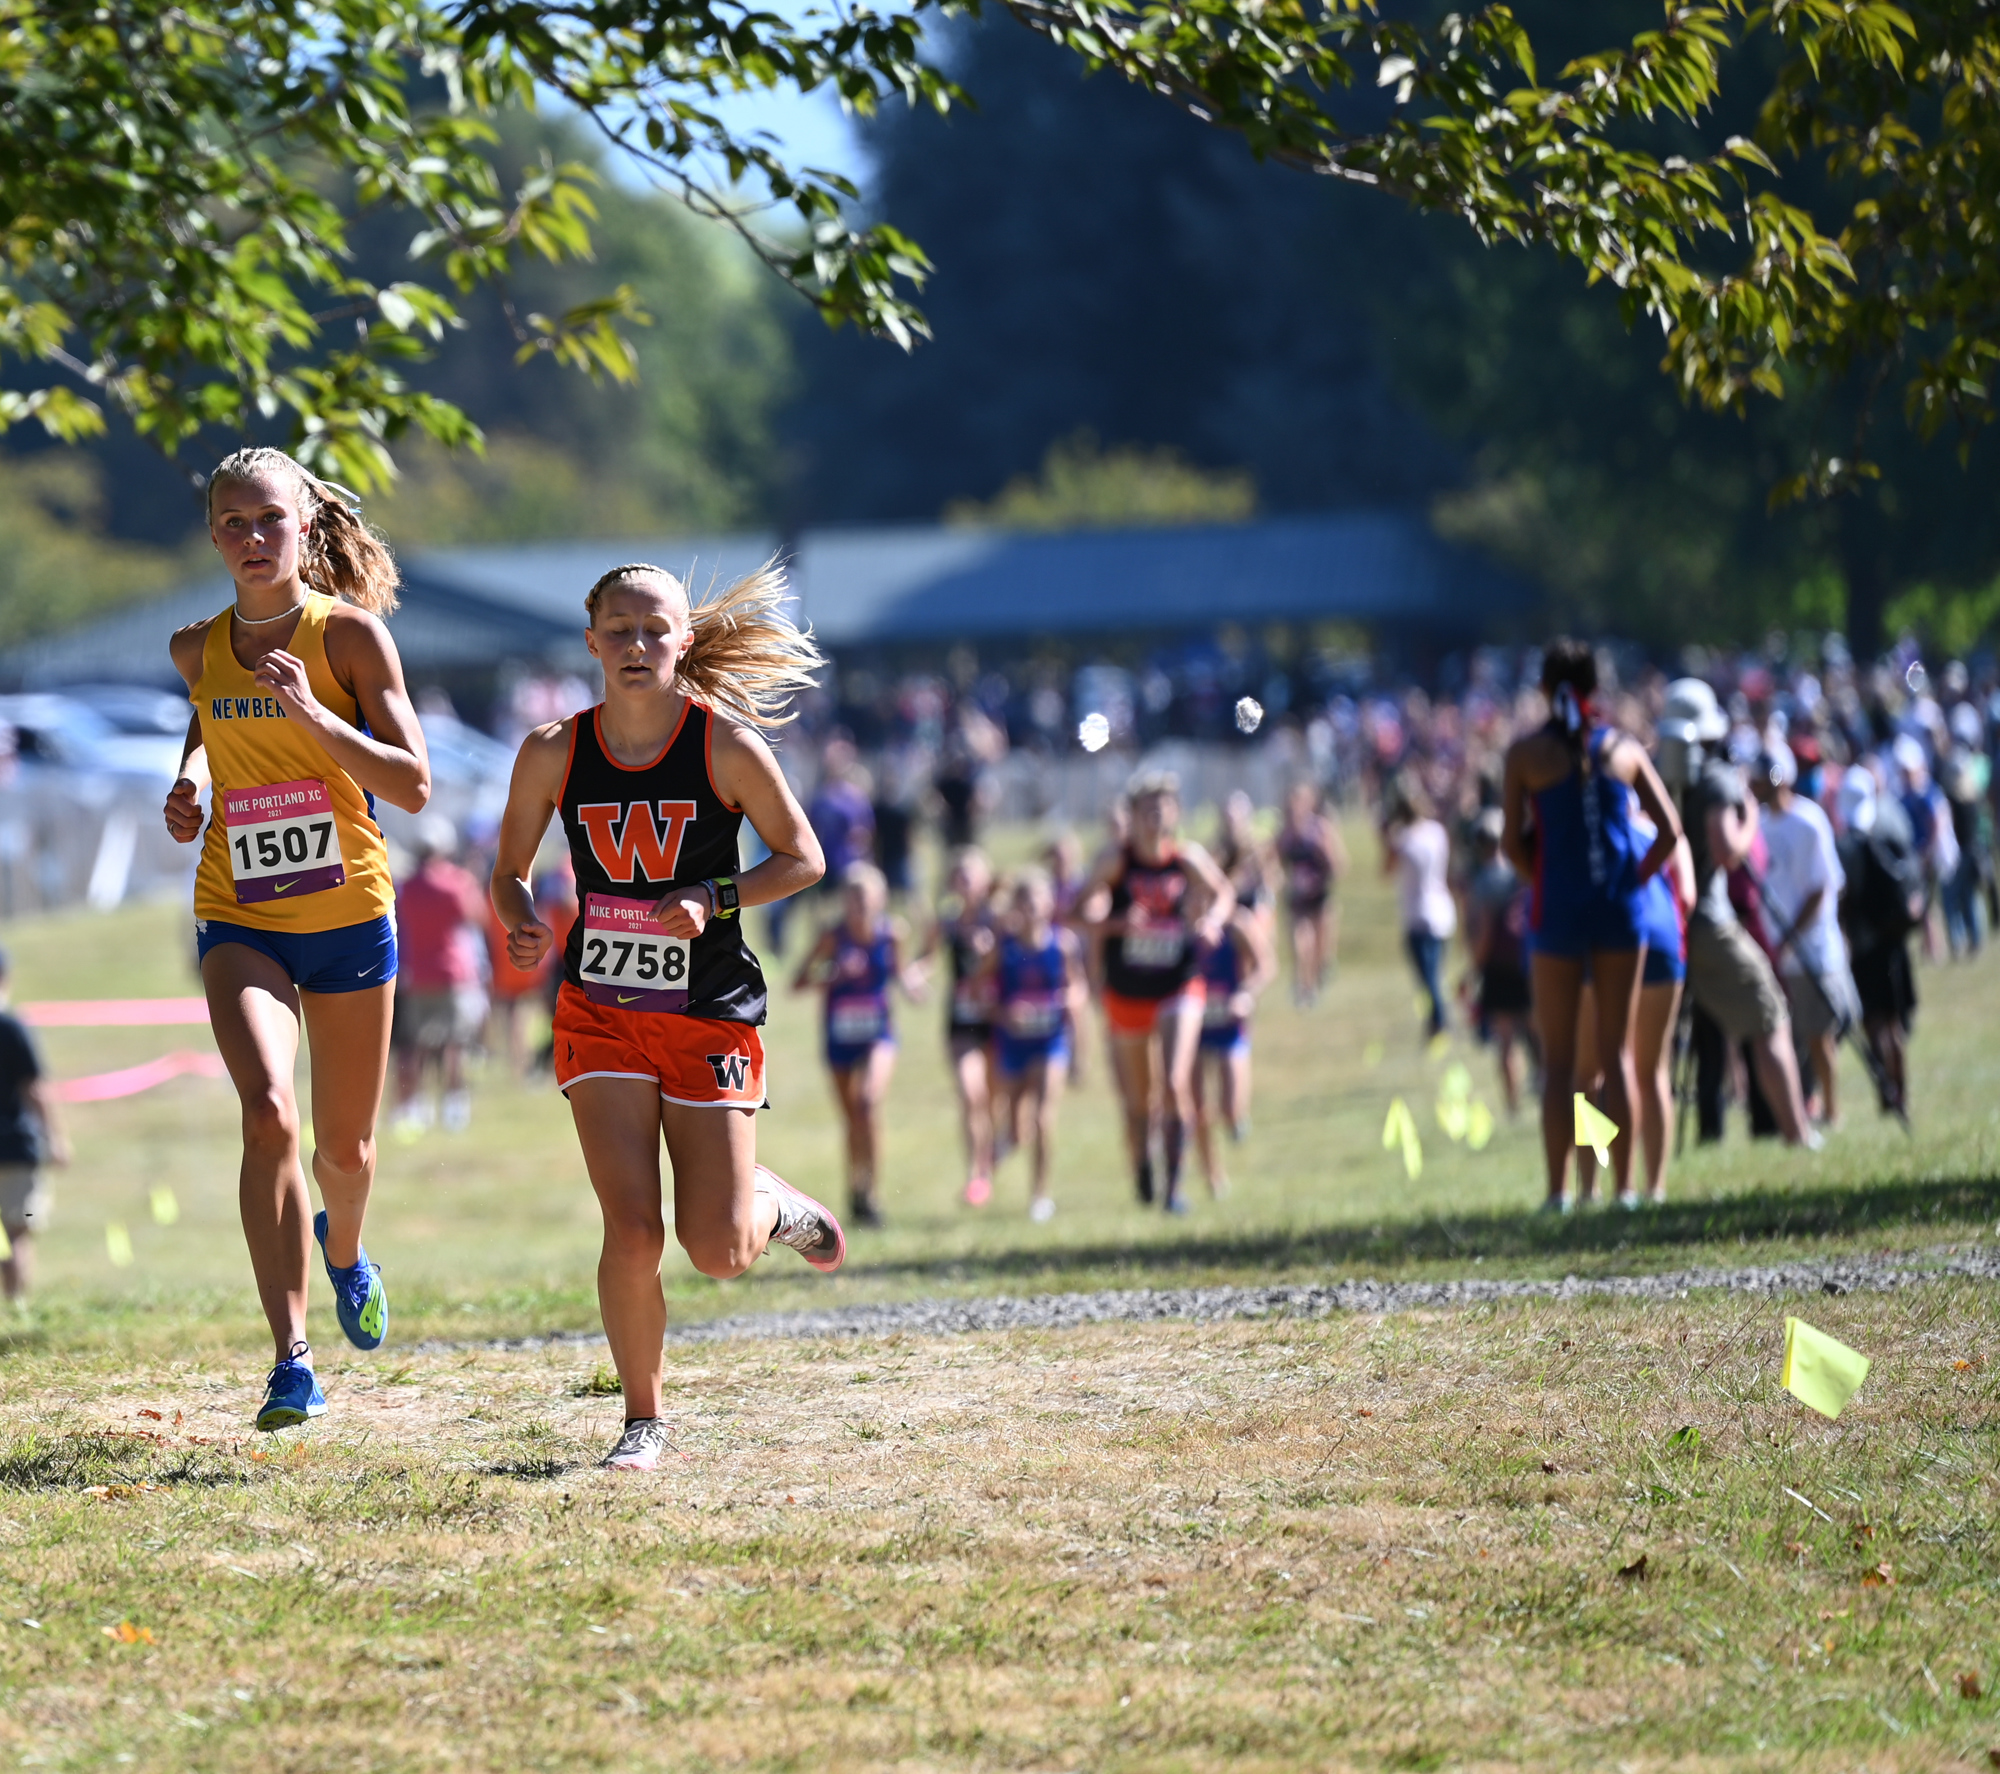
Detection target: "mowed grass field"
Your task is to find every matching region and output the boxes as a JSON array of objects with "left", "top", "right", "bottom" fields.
[{"left": 1, "top": 817, "right": 1997, "bottom": 1769}]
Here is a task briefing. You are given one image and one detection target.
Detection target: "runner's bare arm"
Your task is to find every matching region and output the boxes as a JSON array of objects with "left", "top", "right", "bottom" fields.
[
  {"left": 1236, "top": 910, "right": 1279, "bottom": 1006},
  {"left": 165, "top": 712, "right": 208, "bottom": 842},
  {"left": 1500, "top": 743, "right": 1534, "bottom": 878},
  {"left": 890, "top": 923, "right": 929, "bottom": 1000},
  {"left": 265, "top": 606, "right": 431, "bottom": 813},
  {"left": 709, "top": 715, "right": 826, "bottom": 910},
  {"left": 1323, "top": 815, "right": 1349, "bottom": 877},
  {"left": 791, "top": 928, "right": 836, "bottom": 993},
  {"left": 164, "top": 625, "right": 211, "bottom": 842},
  {"left": 1614, "top": 736, "right": 1684, "bottom": 884},
  {"left": 1062, "top": 929, "right": 1091, "bottom": 1022},
  {"left": 490, "top": 721, "right": 568, "bottom": 973},
  {"left": 1075, "top": 844, "right": 1127, "bottom": 935},
  {"left": 1180, "top": 841, "right": 1237, "bottom": 943}
]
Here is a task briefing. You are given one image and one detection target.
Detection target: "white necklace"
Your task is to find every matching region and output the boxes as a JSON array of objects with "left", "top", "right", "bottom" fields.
[{"left": 233, "top": 599, "right": 306, "bottom": 626}]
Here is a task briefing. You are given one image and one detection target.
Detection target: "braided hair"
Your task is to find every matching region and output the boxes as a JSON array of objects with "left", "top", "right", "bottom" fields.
[{"left": 1540, "top": 638, "right": 1600, "bottom": 775}]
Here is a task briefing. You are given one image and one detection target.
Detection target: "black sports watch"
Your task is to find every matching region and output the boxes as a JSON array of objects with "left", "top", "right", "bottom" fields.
[{"left": 705, "top": 876, "right": 740, "bottom": 919}]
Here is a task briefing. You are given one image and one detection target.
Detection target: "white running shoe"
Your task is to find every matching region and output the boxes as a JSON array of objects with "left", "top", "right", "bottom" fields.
[
  {"left": 442, "top": 1089, "right": 472, "bottom": 1132},
  {"left": 601, "top": 1418, "right": 672, "bottom": 1471},
  {"left": 1029, "top": 1195, "right": 1056, "bottom": 1224},
  {"left": 755, "top": 1166, "right": 847, "bottom": 1272}
]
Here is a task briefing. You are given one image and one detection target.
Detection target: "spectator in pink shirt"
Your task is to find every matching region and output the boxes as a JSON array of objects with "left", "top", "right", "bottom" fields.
[{"left": 392, "top": 821, "right": 488, "bottom": 1132}]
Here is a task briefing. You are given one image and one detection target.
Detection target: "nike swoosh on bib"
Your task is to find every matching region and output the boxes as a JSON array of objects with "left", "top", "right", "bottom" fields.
[
  {"left": 273, "top": 881, "right": 296, "bottom": 893},
  {"left": 617, "top": 993, "right": 642, "bottom": 1004}
]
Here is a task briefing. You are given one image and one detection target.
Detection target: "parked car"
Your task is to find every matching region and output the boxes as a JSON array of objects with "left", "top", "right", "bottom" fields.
[{"left": 0, "top": 693, "right": 186, "bottom": 787}]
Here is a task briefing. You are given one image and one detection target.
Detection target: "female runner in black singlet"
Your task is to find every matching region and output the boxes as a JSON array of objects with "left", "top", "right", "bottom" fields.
[
  {"left": 491, "top": 563, "right": 842, "bottom": 1471},
  {"left": 1078, "top": 772, "right": 1234, "bottom": 1213}
]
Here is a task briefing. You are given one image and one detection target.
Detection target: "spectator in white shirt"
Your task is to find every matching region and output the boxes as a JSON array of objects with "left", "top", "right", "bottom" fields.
[
  {"left": 1754, "top": 743, "right": 1855, "bottom": 1126},
  {"left": 1382, "top": 778, "right": 1456, "bottom": 1042}
]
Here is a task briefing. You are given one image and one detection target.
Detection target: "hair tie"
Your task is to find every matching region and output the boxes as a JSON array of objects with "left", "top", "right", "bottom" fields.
[{"left": 1552, "top": 683, "right": 1583, "bottom": 736}]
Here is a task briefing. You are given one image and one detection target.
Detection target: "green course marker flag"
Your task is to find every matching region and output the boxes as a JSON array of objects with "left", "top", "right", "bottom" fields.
[
  {"left": 1382, "top": 1098, "right": 1423, "bottom": 1180},
  {"left": 1573, "top": 1093, "right": 1619, "bottom": 1167},
  {"left": 1783, "top": 1317, "right": 1870, "bottom": 1419},
  {"left": 105, "top": 1222, "right": 134, "bottom": 1269},
  {"left": 149, "top": 1185, "right": 179, "bottom": 1227}
]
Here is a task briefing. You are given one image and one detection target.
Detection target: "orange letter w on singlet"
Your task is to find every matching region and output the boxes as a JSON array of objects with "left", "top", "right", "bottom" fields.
[{"left": 577, "top": 801, "right": 698, "bottom": 883}]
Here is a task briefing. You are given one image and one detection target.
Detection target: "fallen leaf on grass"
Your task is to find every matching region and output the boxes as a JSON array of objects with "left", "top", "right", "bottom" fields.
[
  {"left": 101, "top": 1622, "right": 153, "bottom": 1644},
  {"left": 83, "top": 1483, "right": 158, "bottom": 1501},
  {"left": 1355, "top": 1409, "right": 1373, "bottom": 1419},
  {"left": 1953, "top": 1358, "right": 1980, "bottom": 1372},
  {"left": 1785, "top": 1541, "right": 1809, "bottom": 1557},
  {"left": 1617, "top": 1554, "right": 1648, "bottom": 1581},
  {"left": 1541, "top": 1460, "right": 1559, "bottom": 1474},
  {"left": 136, "top": 1409, "right": 162, "bottom": 1421},
  {"left": 1861, "top": 1562, "right": 1895, "bottom": 1588},
  {"left": 1961, "top": 1672, "right": 1985, "bottom": 1700}
]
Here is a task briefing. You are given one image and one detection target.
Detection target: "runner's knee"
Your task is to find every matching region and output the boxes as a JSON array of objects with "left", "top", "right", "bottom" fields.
[
  {"left": 603, "top": 1204, "right": 667, "bottom": 1267},
  {"left": 313, "top": 1133, "right": 373, "bottom": 1176},
  {"left": 677, "top": 1221, "right": 753, "bottom": 1279},
  {"left": 241, "top": 1088, "right": 300, "bottom": 1153}
]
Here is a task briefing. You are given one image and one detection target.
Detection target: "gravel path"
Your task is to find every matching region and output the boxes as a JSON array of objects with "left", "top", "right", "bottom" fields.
[{"left": 431, "top": 1243, "right": 2000, "bottom": 1356}]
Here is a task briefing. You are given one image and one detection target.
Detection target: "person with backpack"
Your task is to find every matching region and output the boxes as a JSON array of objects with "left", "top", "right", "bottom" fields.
[{"left": 1836, "top": 769, "right": 1924, "bottom": 1117}]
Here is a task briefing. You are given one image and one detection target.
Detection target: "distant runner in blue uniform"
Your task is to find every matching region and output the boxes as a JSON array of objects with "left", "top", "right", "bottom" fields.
[
  {"left": 983, "top": 869, "right": 1087, "bottom": 1222},
  {"left": 1192, "top": 902, "right": 1275, "bottom": 1199},
  {"left": 794, "top": 863, "right": 923, "bottom": 1227},
  {"left": 1502, "top": 640, "right": 1682, "bottom": 1211}
]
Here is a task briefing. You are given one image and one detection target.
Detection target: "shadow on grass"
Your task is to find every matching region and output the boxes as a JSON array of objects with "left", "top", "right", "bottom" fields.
[
  {"left": 0, "top": 1430, "right": 242, "bottom": 1493},
  {"left": 850, "top": 1174, "right": 2000, "bottom": 1287}
]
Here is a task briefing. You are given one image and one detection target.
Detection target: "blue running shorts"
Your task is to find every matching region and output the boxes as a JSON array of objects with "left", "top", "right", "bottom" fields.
[
  {"left": 996, "top": 1031, "right": 1070, "bottom": 1079},
  {"left": 196, "top": 915, "right": 398, "bottom": 994}
]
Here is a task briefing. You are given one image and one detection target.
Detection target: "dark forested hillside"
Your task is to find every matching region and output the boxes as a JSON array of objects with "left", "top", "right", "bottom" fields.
[{"left": 782, "top": 15, "right": 1456, "bottom": 527}]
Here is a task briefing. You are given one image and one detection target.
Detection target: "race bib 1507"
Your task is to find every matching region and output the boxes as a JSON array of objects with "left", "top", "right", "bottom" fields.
[
  {"left": 579, "top": 894, "right": 690, "bottom": 1013},
  {"left": 224, "top": 778, "right": 344, "bottom": 904}
]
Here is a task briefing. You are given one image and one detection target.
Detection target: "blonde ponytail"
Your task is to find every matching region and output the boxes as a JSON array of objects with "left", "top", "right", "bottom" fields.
[
  {"left": 205, "top": 447, "right": 401, "bottom": 616},
  {"left": 586, "top": 559, "right": 824, "bottom": 731}
]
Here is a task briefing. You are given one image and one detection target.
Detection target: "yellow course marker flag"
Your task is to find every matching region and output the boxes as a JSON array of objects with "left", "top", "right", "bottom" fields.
[
  {"left": 1573, "top": 1093, "right": 1619, "bottom": 1167},
  {"left": 1783, "top": 1317, "right": 1870, "bottom": 1419},
  {"left": 1382, "top": 1097, "right": 1423, "bottom": 1180},
  {"left": 149, "top": 1185, "right": 179, "bottom": 1227},
  {"left": 1466, "top": 1097, "right": 1495, "bottom": 1151},
  {"left": 105, "top": 1222, "right": 134, "bottom": 1269},
  {"left": 0, "top": 1221, "right": 10, "bottom": 1261},
  {"left": 1435, "top": 1063, "right": 1472, "bottom": 1140}
]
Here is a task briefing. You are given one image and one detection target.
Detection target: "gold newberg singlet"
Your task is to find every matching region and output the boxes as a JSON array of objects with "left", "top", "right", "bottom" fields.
[{"left": 191, "top": 593, "right": 395, "bottom": 932}]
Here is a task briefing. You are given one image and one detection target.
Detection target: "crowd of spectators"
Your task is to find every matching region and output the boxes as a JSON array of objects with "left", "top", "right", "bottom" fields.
[{"left": 391, "top": 635, "right": 1995, "bottom": 1165}]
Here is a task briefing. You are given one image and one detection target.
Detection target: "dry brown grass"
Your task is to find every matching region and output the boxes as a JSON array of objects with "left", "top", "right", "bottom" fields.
[{"left": 2, "top": 1285, "right": 1997, "bottom": 1771}]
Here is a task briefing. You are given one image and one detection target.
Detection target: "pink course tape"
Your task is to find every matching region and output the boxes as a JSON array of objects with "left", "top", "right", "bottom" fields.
[
  {"left": 50, "top": 1050, "right": 229, "bottom": 1104},
  {"left": 23, "top": 998, "right": 212, "bottom": 1028}
]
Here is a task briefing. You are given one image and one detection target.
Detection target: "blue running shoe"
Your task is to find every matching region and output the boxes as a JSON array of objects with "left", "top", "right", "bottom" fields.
[
  {"left": 256, "top": 1349, "right": 326, "bottom": 1432},
  {"left": 314, "top": 1209, "right": 388, "bottom": 1350}
]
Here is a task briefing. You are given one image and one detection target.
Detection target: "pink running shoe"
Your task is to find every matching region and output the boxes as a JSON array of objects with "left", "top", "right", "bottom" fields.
[
  {"left": 756, "top": 1166, "right": 847, "bottom": 1273},
  {"left": 963, "top": 1174, "right": 993, "bottom": 1208}
]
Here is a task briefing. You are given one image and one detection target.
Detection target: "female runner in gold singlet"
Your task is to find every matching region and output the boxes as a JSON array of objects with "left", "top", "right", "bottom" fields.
[{"left": 163, "top": 448, "right": 432, "bottom": 1432}]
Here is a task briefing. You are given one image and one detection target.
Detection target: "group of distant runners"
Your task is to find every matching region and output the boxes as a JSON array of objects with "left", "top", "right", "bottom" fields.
[{"left": 791, "top": 776, "right": 1289, "bottom": 1229}]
